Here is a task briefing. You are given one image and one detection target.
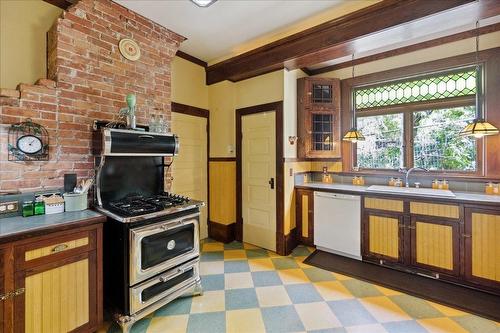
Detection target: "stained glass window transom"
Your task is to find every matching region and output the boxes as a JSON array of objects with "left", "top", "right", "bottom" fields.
[{"left": 355, "top": 69, "right": 476, "bottom": 110}]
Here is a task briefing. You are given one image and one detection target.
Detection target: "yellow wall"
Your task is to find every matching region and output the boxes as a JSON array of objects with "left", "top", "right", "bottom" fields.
[
  {"left": 171, "top": 56, "right": 209, "bottom": 109},
  {"left": 0, "top": 0, "right": 62, "bottom": 89}
]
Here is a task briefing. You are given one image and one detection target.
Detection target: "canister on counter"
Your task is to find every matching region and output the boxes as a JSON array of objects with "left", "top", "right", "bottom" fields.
[{"left": 22, "top": 201, "right": 34, "bottom": 217}]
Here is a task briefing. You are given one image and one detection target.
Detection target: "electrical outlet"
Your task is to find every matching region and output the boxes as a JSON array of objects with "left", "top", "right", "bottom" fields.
[
  {"left": 289, "top": 168, "right": 293, "bottom": 176},
  {"left": 0, "top": 201, "right": 18, "bottom": 214}
]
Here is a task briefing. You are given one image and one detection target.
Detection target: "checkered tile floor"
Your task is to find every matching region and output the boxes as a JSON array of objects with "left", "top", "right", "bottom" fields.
[{"left": 100, "top": 239, "right": 500, "bottom": 333}]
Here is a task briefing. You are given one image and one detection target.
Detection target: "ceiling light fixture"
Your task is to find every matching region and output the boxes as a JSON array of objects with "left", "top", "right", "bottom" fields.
[
  {"left": 343, "top": 54, "right": 365, "bottom": 143},
  {"left": 459, "top": 21, "right": 499, "bottom": 138},
  {"left": 190, "top": 0, "right": 217, "bottom": 8}
]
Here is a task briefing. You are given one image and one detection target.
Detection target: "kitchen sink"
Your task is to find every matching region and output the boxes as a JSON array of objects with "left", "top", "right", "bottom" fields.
[{"left": 366, "top": 185, "right": 456, "bottom": 198}]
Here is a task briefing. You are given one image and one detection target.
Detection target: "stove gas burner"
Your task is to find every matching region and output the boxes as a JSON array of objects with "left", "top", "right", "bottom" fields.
[{"left": 107, "top": 192, "right": 190, "bottom": 217}]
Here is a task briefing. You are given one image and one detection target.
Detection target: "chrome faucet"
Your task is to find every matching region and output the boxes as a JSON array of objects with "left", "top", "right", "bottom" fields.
[{"left": 399, "top": 167, "right": 429, "bottom": 188}]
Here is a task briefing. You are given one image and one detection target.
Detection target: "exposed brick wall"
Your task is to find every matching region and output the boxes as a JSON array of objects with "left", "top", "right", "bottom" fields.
[{"left": 0, "top": 0, "right": 184, "bottom": 192}]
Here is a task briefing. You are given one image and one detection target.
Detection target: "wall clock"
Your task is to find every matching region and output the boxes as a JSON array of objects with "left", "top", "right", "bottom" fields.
[
  {"left": 8, "top": 119, "right": 49, "bottom": 161},
  {"left": 119, "top": 38, "right": 141, "bottom": 61}
]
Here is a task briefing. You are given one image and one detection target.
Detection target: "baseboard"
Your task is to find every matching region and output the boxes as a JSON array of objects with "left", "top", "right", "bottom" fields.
[
  {"left": 284, "top": 227, "right": 299, "bottom": 255},
  {"left": 208, "top": 220, "right": 235, "bottom": 243}
]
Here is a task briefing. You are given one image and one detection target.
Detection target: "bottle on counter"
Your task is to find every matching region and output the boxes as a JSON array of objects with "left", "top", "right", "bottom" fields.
[
  {"left": 158, "top": 115, "right": 166, "bottom": 133},
  {"left": 494, "top": 183, "right": 499, "bottom": 195},
  {"left": 149, "top": 114, "right": 157, "bottom": 132},
  {"left": 485, "top": 182, "right": 494, "bottom": 195},
  {"left": 432, "top": 179, "right": 440, "bottom": 189},
  {"left": 442, "top": 179, "right": 449, "bottom": 190},
  {"left": 388, "top": 178, "right": 396, "bottom": 186},
  {"left": 22, "top": 201, "right": 34, "bottom": 217},
  {"left": 34, "top": 197, "right": 45, "bottom": 215}
]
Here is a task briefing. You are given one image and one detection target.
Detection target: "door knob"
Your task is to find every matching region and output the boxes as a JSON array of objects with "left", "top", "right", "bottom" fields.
[{"left": 269, "top": 178, "right": 275, "bottom": 189}]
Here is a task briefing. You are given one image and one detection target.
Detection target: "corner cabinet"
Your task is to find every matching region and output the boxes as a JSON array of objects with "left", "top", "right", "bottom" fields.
[
  {"left": 0, "top": 221, "right": 103, "bottom": 333},
  {"left": 297, "top": 78, "right": 341, "bottom": 159},
  {"left": 464, "top": 206, "right": 500, "bottom": 291}
]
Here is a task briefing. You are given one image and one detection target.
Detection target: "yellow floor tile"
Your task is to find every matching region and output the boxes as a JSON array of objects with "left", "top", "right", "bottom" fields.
[
  {"left": 295, "top": 257, "right": 311, "bottom": 268},
  {"left": 226, "top": 308, "right": 266, "bottom": 333},
  {"left": 202, "top": 242, "right": 224, "bottom": 252},
  {"left": 359, "top": 296, "right": 411, "bottom": 323},
  {"left": 243, "top": 243, "right": 259, "bottom": 250},
  {"left": 418, "top": 318, "right": 469, "bottom": 333},
  {"left": 313, "top": 281, "right": 354, "bottom": 301},
  {"left": 375, "top": 285, "right": 402, "bottom": 296},
  {"left": 332, "top": 272, "right": 352, "bottom": 281},
  {"left": 294, "top": 302, "right": 342, "bottom": 330},
  {"left": 190, "top": 290, "right": 225, "bottom": 313},
  {"left": 427, "top": 301, "right": 468, "bottom": 317},
  {"left": 278, "top": 268, "right": 310, "bottom": 284},
  {"left": 256, "top": 285, "right": 292, "bottom": 307},
  {"left": 147, "top": 315, "right": 189, "bottom": 333},
  {"left": 266, "top": 250, "right": 282, "bottom": 258},
  {"left": 224, "top": 272, "right": 254, "bottom": 290},
  {"left": 248, "top": 258, "right": 275, "bottom": 272},
  {"left": 224, "top": 249, "right": 247, "bottom": 260}
]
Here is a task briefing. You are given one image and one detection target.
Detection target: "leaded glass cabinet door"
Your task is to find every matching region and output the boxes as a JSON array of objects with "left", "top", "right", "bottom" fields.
[{"left": 297, "top": 77, "right": 341, "bottom": 158}]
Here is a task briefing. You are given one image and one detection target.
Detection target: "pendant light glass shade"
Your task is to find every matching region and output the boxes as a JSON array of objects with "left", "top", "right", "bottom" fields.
[
  {"left": 343, "top": 54, "right": 365, "bottom": 142},
  {"left": 460, "top": 21, "right": 499, "bottom": 139},
  {"left": 460, "top": 119, "right": 499, "bottom": 138},
  {"left": 343, "top": 127, "right": 365, "bottom": 142}
]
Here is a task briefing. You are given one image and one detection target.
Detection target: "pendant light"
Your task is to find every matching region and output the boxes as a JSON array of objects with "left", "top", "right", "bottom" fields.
[
  {"left": 343, "top": 54, "right": 365, "bottom": 142},
  {"left": 459, "top": 21, "right": 499, "bottom": 138}
]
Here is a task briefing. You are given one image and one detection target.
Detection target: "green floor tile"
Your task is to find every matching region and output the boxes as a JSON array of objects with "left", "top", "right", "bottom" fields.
[
  {"left": 389, "top": 294, "right": 444, "bottom": 319},
  {"left": 271, "top": 257, "right": 300, "bottom": 270},
  {"left": 452, "top": 315, "right": 500, "bottom": 333},
  {"left": 340, "top": 279, "right": 383, "bottom": 298},
  {"left": 303, "top": 267, "right": 336, "bottom": 282}
]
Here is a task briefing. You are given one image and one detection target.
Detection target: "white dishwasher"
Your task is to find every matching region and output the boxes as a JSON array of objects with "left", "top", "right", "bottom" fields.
[{"left": 314, "top": 191, "right": 361, "bottom": 260}]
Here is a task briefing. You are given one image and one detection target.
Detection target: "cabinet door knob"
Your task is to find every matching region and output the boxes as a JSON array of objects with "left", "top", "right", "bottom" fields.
[{"left": 462, "top": 234, "right": 472, "bottom": 238}]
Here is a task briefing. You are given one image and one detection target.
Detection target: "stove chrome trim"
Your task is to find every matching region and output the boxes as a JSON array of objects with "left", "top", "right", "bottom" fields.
[
  {"left": 101, "top": 128, "right": 179, "bottom": 157},
  {"left": 129, "top": 258, "right": 200, "bottom": 314},
  {"left": 129, "top": 213, "right": 200, "bottom": 285},
  {"left": 95, "top": 200, "right": 204, "bottom": 223}
]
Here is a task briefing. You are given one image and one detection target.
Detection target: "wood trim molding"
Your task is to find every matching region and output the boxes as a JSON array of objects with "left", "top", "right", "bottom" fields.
[
  {"left": 235, "top": 101, "right": 285, "bottom": 254},
  {"left": 209, "top": 157, "right": 236, "bottom": 162},
  {"left": 208, "top": 221, "right": 235, "bottom": 243},
  {"left": 171, "top": 102, "right": 209, "bottom": 118},
  {"left": 284, "top": 227, "right": 299, "bottom": 255},
  {"left": 42, "top": 0, "right": 75, "bottom": 9},
  {"left": 308, "top": 22, "right": 500, "bottom": 75},
  {"left": 175, "top": 50, "right": 208, "bottom": 68},
  {"left": 206, "top": 0, "right": 477, "bottom": 84}
]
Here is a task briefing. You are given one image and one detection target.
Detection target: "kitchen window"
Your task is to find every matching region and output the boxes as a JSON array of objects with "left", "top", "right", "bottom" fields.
[{"left": 354, "top": 67, "right": 479, "bottom": 173}]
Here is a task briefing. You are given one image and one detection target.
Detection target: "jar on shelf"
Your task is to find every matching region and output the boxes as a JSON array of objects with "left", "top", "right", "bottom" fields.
[
  {"left": 34, "top": 197, "right": 45, "bottom": 215},
  {"left": 22, "top": 201, "right": 34, "bottom": 217}
]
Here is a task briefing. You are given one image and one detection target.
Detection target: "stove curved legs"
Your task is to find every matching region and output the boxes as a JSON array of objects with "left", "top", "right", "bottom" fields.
[{"left": 115, "top": 314, "right": 136, "bottom": 333}]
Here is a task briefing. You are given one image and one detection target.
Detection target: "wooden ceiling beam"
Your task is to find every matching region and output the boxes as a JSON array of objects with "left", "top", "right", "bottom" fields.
[
  {"left": 42, "top": 0, "right": 76, "bottom": 10},
  {"left": 206, "top": 0, "right": 477, "bottom": 85},
  {"left": 308, "top": 22, "right": 500, "bottom": 76}
]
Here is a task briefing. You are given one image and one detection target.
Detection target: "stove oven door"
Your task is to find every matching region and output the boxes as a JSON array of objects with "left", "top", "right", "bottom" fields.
[
  {"left": 130, "top": 213, "right": 200, "bottom": 285},
  {"left": 129, "top": 258, "right": 200, "bottom": 314}
]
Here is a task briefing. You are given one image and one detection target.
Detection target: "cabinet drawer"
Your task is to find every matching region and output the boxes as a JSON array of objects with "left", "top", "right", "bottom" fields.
[
  {"left": 410, "top": 202, "right": 460, "bottom": 219},
  {"left": 15, "top": 230, "right": 96, "bottom": 270},
  {"left": 364, "top": 198, "right": 404, "bottom": 212}
]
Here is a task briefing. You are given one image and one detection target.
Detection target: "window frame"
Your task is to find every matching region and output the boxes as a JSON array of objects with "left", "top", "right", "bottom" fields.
[{"left": 349, "top": 66, "right": 483, "bottom": 177}]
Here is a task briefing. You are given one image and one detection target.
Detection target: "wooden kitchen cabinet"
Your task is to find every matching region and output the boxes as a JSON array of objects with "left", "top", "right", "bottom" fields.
[
  {"left": 362, "top": 197, "right": 405, "bottom": 265},
  {"left": 0, "top": 222, "right": 103, "bottom": 333},
  {"left": 297, "top": 78, "right": 341, "bottom": 159},
  {"left": 295, "top": 189, "right": 314, "bottom": 246},
  {"left": 464, "top": 207, "right": 500, "bottom": 290}
]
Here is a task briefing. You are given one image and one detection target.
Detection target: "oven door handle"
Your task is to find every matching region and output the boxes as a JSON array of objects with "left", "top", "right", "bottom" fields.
[
  {"left": 159, "top": 266, "right": 185, "bottom": 283},
  {"left": 160, "top": 221, "right": 183, "bottom": 231}
]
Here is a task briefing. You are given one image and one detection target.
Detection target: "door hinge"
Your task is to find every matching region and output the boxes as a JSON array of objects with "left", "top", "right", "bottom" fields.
[{"left": 0, "top": 288, "right": 25, "bottom": 301}]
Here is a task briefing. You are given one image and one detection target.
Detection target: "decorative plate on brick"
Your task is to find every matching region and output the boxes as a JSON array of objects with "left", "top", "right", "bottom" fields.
[{"left": 119, "top": 38, "right": 141, "bottom": 61}]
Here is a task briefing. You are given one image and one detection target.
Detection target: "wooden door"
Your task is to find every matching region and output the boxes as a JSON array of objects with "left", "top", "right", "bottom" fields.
[
  {"left": 410, "top": 216, "right": 460, "bottom": 276},
  {"left": 171, "top": 112, "right": 208, "bottom": 239},
  {"left": 295, "top": 189, "right": 314, "bottom": 246},
  {"left": 242, "top": 111, "right": 276, "bottom": 251},
  {"left": 464, "top": 207, "right": 500, "bottom": 290},
  {"left": 363, "top": 211, "right": 404, "bottom": 264},
  {"left": 14, "top": 251, "right": 97, "bottom": 333}
]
